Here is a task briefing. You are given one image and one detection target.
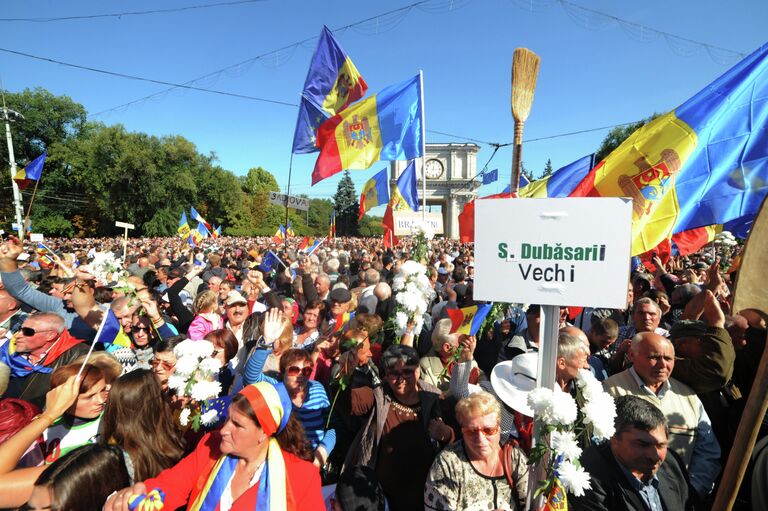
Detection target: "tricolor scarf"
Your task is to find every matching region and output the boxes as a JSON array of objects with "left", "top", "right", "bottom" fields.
[
  {"left": 188, "top": 382, "right": 294, "bottom": 511},
  {"left": 0, "top": 330, "right": 84, "bottom": 378}
]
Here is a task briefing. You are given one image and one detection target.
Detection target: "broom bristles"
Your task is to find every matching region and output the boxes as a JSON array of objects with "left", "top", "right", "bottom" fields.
[{"left": 511, "top": 47, "right": 540, "bottom": 123}]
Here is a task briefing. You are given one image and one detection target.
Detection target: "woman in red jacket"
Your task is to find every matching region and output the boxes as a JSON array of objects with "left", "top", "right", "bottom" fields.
[{"left": 105, "top": 381, "right": 324, "bottom": 511}]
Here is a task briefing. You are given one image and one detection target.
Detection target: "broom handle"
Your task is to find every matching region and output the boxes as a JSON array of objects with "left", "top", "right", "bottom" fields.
[
  {"left": 511, "top": 121, "right": 524, "bottom": 195},
  {"left": 711, "top": 332, "right": 768, "bottom": 510}
]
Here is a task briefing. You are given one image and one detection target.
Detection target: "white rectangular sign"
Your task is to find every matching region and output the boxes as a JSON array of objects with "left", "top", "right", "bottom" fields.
[
  {"left": 11, "top": 223, "right": 20, "bottom": 230},
  {"left": 115, "top": 221, "right": 135, "bottom": 229},
  {"left": 474, "top": 198, "right": 632, "bottom": 308},
  {"left": 393, "top": 211, "right": 444, "bottom": 236},
  {"left": 268, "top": 192, "right": 309, "bottom": 211},
  {"left": 29, "top": 233, "right": 44, "bottom": 242}
]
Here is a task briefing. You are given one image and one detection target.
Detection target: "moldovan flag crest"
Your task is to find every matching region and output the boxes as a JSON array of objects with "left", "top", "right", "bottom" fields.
[
  {"left": 292, "top": 26, "right": 367, "bottom": 154},
  {"left": 446, "top": 304, "right": 492, "bottom": 336},
  {"left": 13, "top": 153, "right": 46, "bottom": 190},
  {"left": 569, "top": 42, "right": 768, "bottom": 255},
  {"left": 359, "top": 168, "right": 390, "bottom": 219},
  {"left": 178, "top": 211, "right": 191, "bottom": 239},
  {"left": 312, "top": 74, "right": 423, "bottom": 185}
]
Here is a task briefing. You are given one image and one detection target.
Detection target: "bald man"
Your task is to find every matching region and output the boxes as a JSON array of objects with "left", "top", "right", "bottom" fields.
[{"left": 603, "top": 333, "right": 720, "bottom": 497}]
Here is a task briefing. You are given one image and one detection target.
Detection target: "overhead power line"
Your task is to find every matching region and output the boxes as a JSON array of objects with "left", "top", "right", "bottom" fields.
[
  {"left": 0, "top": 0, "right": 268, "bottom": 23},
  {"left": 0, "top": 47, "right": 298, "bottom": 108}
]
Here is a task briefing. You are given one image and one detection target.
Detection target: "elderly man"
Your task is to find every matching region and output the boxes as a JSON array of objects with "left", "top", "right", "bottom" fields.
[
  {"left": 603, "top": 333, "right": 720, "bottom": 497},
  {"left": 572, "top": 395, "right": 691, "bottom": 511},
  {"left": 609, "top": 297, "right": 669, "bottom": 373},
  {"left": 0, "top": 312, "right": 88, "bottom": 408},
  {"left": 358, "top": 269, "right": 380, "bottom": 314}
]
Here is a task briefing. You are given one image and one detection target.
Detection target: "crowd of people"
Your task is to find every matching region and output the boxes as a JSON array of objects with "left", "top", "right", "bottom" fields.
[{"left": 0, "top": 232, "right": 765, "bottom": 510}]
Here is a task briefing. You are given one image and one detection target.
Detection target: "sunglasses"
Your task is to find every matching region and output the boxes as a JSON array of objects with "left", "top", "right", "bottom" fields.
[
  {"left": 20, "top": 326, "right": 52, "bottom": 337},
  {"left": 386, "top": 367, "right": 417, "bottom": 380},
  {"left": 286, "top": 366, "right": 313, "bottom": 377},
  {"left": 131, "top": 326, "right": 150, "bottom": 333},
  {"left": 461, "top": 425, "right": 500, "bottom": 437},
  {"left": 151, "top": 359, "right": 175, "bottom": 371}
]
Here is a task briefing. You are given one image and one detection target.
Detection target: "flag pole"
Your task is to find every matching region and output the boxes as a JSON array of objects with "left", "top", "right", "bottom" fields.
[
  {"left": 23, "top": 178, "right": 40, "bottom": 231},
  {"left": 419, "top": 70, "right": 427, "bottom": 221},
  {"left": 284, "top": 152, "right": 294, "bottom": 252},
  {"left": 1, "top": 95, "right": 24, "bottom": 234}
]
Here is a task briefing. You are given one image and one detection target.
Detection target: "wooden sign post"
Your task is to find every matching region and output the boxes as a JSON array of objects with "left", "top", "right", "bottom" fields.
[{"left": 115, "top": 221, "right": 134, "bottom": 262}]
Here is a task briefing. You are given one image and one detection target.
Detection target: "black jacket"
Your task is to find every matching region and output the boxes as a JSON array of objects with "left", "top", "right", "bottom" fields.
[{"left": 571, "top": 441, "right": 693, "bottom": 511}]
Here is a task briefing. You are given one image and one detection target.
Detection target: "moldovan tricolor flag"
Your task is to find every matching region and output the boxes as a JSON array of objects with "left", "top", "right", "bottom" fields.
[
  {"left": 13, "top": 153, "right": 46, "bottom": 190},
  {"left": 382, "top": 160, "right": 420, "bottom": 247},
  {"left": 569, "top": 41, "right": 768, "bottom": 255},
  {"left": 446, "top": 304, "right": 492, "bottom": 336},
  {"left": 292, "top": 26, "right": 368, "bottom": 154},
  {"left": 359, "top": 168, "right": 390, "bottom": 219},
  {"left": 178, "top": 211, "right": 191, "bottom": 239},
  {"left": 95, "top": 310, "right": 131, "bottom": 348},
  {"left": 312, "top": 74, "right": 424, "bottom": 185}
]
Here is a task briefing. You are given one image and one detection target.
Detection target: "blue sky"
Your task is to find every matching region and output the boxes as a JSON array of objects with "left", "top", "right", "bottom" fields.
[{"left": 2, "top": 0, "right": 766, "bottom": 217}]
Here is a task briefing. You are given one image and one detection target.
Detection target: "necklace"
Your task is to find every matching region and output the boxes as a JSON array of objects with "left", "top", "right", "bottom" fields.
[{"left": 390, "top": 399, "right": 421, "bottom": 419}]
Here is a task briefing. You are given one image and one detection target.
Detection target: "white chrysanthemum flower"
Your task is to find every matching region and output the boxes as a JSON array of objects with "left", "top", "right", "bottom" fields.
[
  {"left": 527, "top": 387, "right": 555, "bottom": 418},
  {"left": 582, "top": 393, "right": 616, "bottom": 440},
  {"left": 191, "top": 340, "right": 215, "bottom": 358},
  {"left": 392, "top": 276, "right": 406, "bottom": 292},
  {"left": 173, "top": 355, "right": 199, "bottom": 377},
  {"left": 550, "top": 430, "right": 582, "bottom": 462},
  {"left": 557, "top": 460, "right": 591, "bottom": 497},
  {"left": 551, "top": 389, "right": 578, "bottom": 425},
  {"left": 199, "top": 357, "right": 222, "bottom": 375},
  {"left": 167, "top": 375, "right": 187, "bottom": 392},
  {"left": 400, "top": 260, "right": 425, "bottom": 276},
  {"left": 395, "top": 311, "right": 409, "bottom": 330},
  {"left": 190, "top": 380, "right": 222, "bottom": 401},
  {"left": 173, "top": 339, "right": 199, "bottom": 359},
  {"left": 200, "top": 409, "right": 219, "bottom": 426},
  {"left": 179, "top": 408, "right": 191, "bottom": 427}
]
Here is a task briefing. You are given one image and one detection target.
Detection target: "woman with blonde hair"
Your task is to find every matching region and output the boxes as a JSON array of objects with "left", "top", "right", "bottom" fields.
[
  {"left": 424, "top": 391, "right": 529, "bottom": 511},
  {"left": 187, "top": 290, "right": 224, "bottom": 340}
]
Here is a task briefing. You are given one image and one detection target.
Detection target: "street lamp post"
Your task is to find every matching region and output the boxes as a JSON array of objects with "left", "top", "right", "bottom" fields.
[{"left": 2, "top": 103, "right": 24, "bottom": 234}]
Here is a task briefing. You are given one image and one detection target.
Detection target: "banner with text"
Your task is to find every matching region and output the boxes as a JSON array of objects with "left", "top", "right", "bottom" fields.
[
  {"left": 393, "top": 211, "right": 444, "bottom": 236},
  {"left": 474, "top": 198, "right": 632, "bottom": 308}
]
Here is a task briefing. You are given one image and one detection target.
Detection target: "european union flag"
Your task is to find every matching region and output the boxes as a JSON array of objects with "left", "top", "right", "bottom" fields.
[
  {"left": 260, "top": 251, "right": 280, "bottom": 272},
  {"left": 482, "top": 169, "right": 498, "bottom": 185}
]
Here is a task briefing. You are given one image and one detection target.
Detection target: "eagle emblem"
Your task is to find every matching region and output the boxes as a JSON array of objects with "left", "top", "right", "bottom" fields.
[
  {"left": 619, "top": 149, "right": 682, "bottom": 217},
  {"left": 343, "top": 115, "right": 372, "bottom": 149}
]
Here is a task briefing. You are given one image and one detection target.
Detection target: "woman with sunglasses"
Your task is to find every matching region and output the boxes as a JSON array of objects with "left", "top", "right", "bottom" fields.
[
  {"left": 424, "top": 391, "right": 529, "bottom": 511},
  {"left": 244, "top": 310, "right": 336, "bottom": 469},
  {"left": 345, "top": 344, "right": 454, "bottom": 510}
]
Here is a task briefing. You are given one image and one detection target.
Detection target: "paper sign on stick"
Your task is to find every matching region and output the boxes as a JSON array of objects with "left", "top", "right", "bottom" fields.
[{"left": 474, "top": 198, "right": 632, "bottom": 309}]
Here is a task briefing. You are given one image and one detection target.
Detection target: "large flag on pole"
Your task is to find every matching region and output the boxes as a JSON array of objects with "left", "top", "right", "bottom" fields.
[
  {"left": 358, "top": 168, "right": 390, "bottom": 219},
  {"left": 312, "top": 74, "right": 424, "bottom": 185},
  {"left": 13, "top": 153, "right": 46, "bottom": 190},
  {"left": 292, "top": 26, "right": 368, "bottom": 154},
  {"left": 569, "top": 42, "right": 768, "bottom": 255}
]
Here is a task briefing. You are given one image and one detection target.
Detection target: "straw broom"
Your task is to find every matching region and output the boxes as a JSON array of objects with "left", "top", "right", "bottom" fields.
[{"left": 510, "top": 48, "right": 540, "bottom": 194}]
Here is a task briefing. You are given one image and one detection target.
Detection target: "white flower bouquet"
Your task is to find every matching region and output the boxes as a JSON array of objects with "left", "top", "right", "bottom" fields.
[
  {"left": 87, "top": 251, "right": 125, "bottom": 285},
  {"left": 527, "top": 369, "right": 616, "bottom": 499},
  {"left": 168, "top": 339, "right": 223, "bottom": 431},
  {"left": 391, "top": 260, "right": 433, "bottom": 338}
]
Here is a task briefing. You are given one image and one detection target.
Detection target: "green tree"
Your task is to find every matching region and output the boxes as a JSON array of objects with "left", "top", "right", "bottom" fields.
[
  {"left": 542, "top": 158, "right": 553, "bottom": 177},
  {"left": 595, "top": 115, "right": 660, "bottom": 163},
  {"left": 333, "top": 170, "right": 359, "bottom": 236},
  {"left": 520, "top": 162, "right": 534, "bottom": 183}
]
